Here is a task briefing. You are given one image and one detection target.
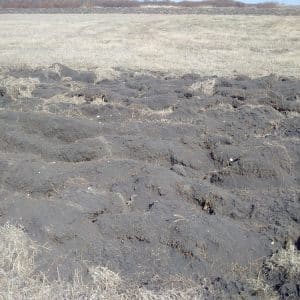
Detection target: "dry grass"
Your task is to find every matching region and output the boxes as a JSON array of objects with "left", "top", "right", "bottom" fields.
[
  {"left": 0, "top": 14, "right": 299, "bottom": 78},
  {"left": 266, "top": 241, "right": 300, "bottom": 278},
  {"left": 0, "top": 74, "right": 40, "bottom": 99},
  {"left": 0, "top": 223, "right": 201, "bottom": 300},
  {"left": 246, "top": 242, "right": 300, "bottom": 300}
]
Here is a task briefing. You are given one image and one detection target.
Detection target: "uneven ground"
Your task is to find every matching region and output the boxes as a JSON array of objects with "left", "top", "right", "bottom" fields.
[
  {"left": 0, "top": 64, "right": 299, "bottom": 299},
  {"left": 0, "top": 11, "right": 299, "bottom": 300}
]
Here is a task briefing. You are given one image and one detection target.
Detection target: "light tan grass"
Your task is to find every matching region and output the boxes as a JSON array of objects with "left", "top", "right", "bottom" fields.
[
  {"left": 189, "top": 78, "right": 217, "bottom": 96},
  {"left": 246, "top": 242, "right": 300, "bottom": 300},
  {"left": 0, "top": 14, "right": 299, "bottom": 78},
  {"left": 0, "top": 75, "right": 40, "bottom": 99},
  {"left": 266, "top": 242, "right": 300, "bottom": 277}
]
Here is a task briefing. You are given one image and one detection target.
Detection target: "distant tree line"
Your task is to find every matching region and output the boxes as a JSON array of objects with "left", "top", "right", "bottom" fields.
[
  {"left": 0, "top": 0, "right": 138, "bottom": 8},
  {"left": 0, "top": 0, "right": 279, "bottom": 9}
]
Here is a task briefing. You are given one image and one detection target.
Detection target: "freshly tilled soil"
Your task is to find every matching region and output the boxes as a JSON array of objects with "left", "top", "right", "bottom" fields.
[{"left": 0, "top": 64, "right": 299, "bottom": 298}]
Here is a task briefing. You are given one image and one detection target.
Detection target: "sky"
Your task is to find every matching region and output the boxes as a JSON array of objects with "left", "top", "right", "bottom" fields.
[
  {"left": 241, "top": 0, "right": 299, "bottom": 4},
  {"left": 171, "top": 0, "right": 300, "bottom": 5}
]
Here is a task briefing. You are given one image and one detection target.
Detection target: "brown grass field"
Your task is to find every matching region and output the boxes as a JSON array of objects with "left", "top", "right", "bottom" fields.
[{"left": 0, "top": 14, "right": 299, "bottom": 78}]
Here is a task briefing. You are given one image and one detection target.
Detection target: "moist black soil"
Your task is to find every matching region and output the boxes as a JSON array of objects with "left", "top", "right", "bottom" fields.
[{"left": 0, "top": 64, "right": 299, "bottom": 299}]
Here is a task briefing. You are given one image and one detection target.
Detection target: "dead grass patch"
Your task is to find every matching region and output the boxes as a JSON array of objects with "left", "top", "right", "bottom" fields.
[{"left": 0, "top": 14, "right": 299, "bottom": 78}]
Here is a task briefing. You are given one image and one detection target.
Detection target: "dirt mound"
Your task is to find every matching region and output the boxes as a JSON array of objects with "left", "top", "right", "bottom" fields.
[{"left": 0, "top": 65, "right": 299, "bottom": 298}]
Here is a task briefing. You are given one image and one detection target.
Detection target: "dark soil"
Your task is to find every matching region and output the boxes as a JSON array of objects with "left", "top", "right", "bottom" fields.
[
  {"left": 0, "top": 6, "right": 300, "bottom": 15},
  {"left": 0, "top": 64, "right": 299, "bottom": 298}
]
